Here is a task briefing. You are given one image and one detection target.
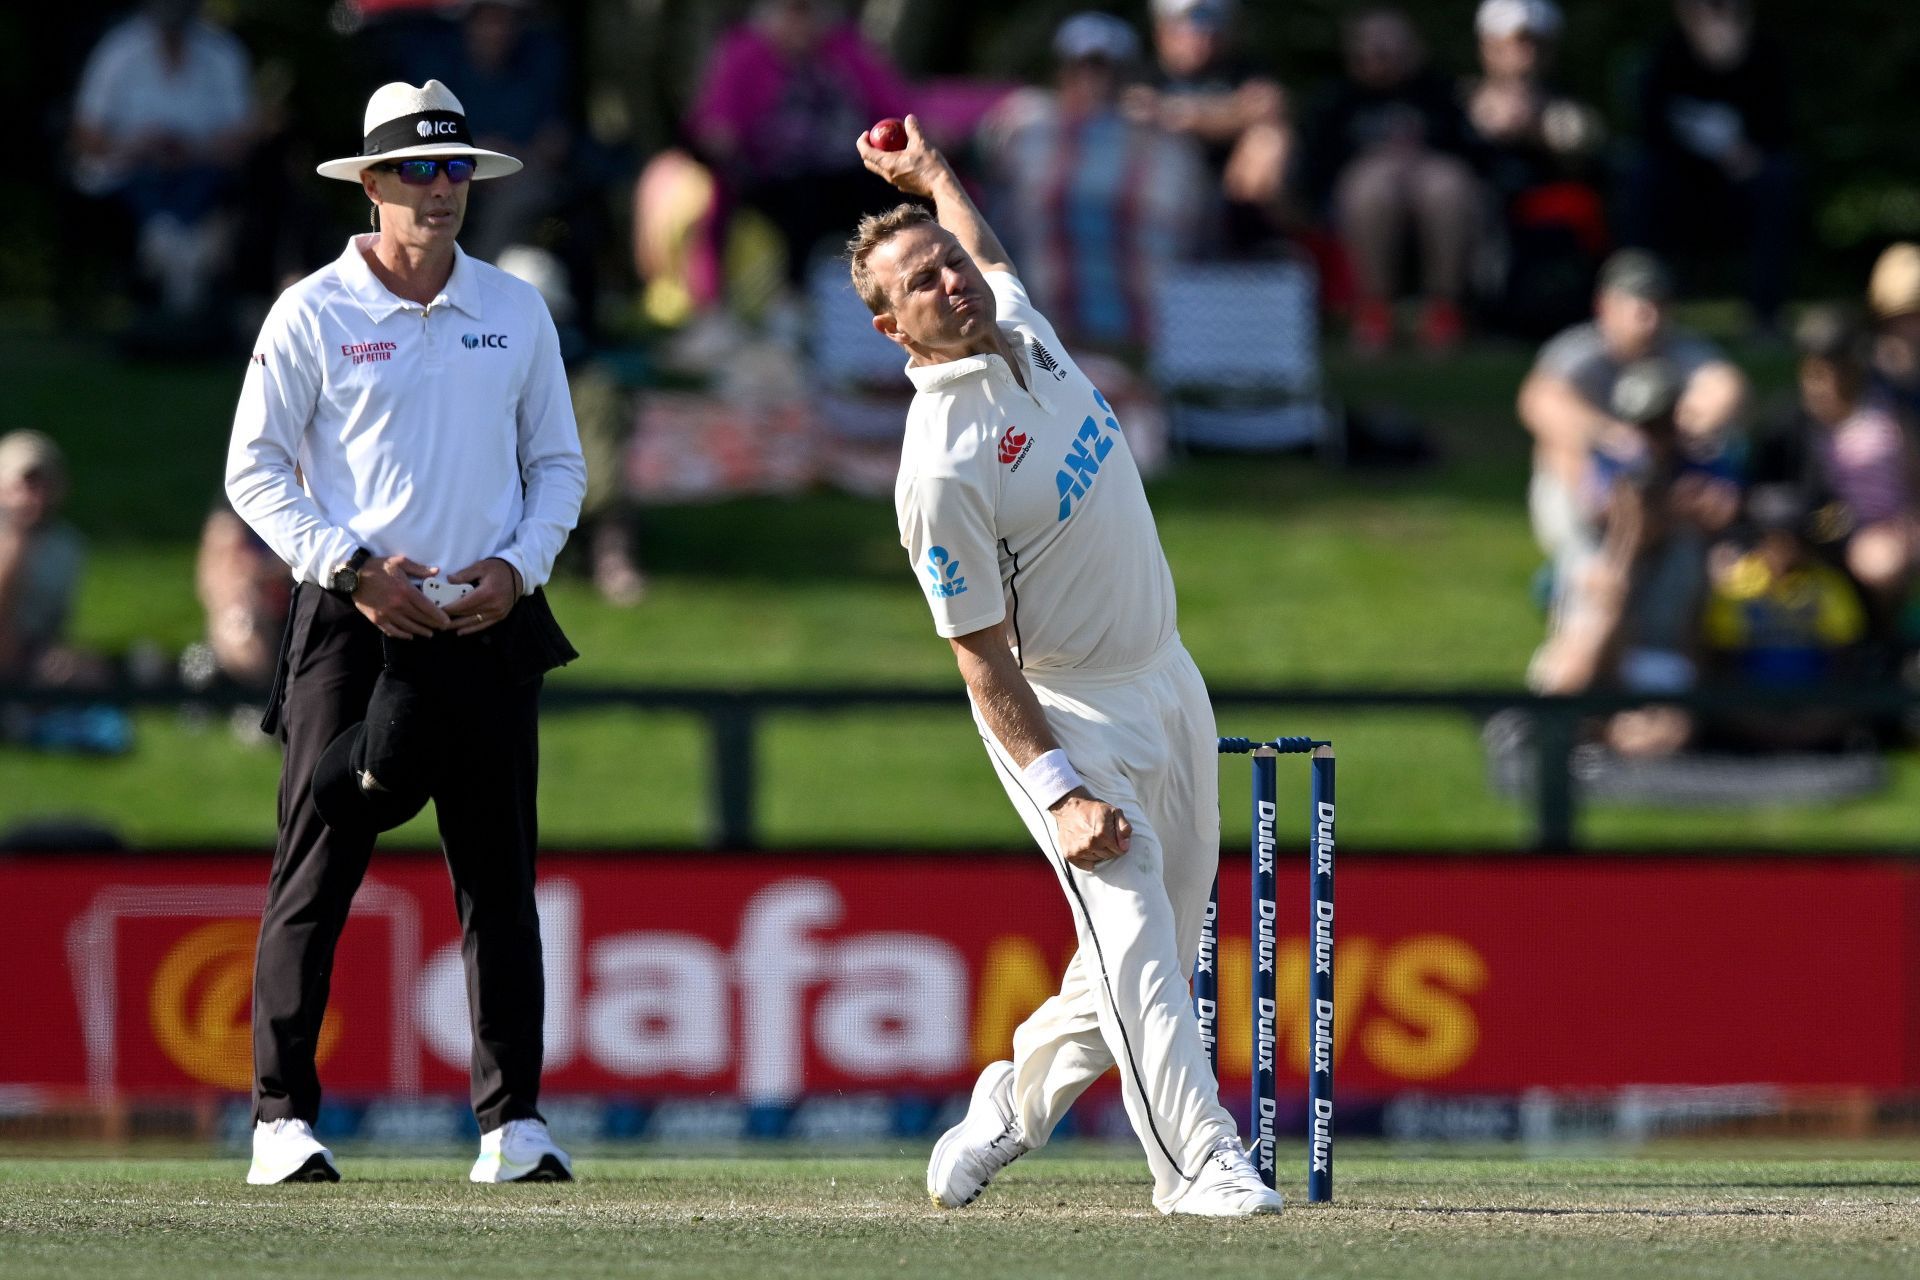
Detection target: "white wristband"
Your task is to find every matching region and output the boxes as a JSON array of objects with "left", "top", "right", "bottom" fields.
[{"left": 1021, "top": 749, "right": 1085, "bottom": 811}]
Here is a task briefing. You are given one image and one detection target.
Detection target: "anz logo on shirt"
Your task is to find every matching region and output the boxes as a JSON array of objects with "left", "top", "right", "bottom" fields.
[
  {"left": 924, "top": 546, "right": 967, "bottom": 598},
  {"left": 1055, "top": 388, "right": 1119, "bottom": 522}
]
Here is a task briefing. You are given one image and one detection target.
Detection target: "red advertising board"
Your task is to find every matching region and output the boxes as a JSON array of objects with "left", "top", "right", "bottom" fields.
[{"left": 2, "top": 853, "right": 1915, "bottom": 1102}]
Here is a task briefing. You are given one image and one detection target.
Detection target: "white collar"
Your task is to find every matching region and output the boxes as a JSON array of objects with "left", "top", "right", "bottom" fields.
[
  {"left": 904, "top": 325, "right": 1044, "bottom": 403},
  {"left": 336, "top": 234, "right": 483, "bottom": 323}
]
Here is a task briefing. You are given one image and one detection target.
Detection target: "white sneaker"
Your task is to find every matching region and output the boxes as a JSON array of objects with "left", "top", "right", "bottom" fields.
[
  {"left": 1166, "top": 1137, "right": 1285, "bottom": 1217},
  {"left": 470, "top": 1118, "right": 573, "bottom": 1183},
  {"left": 245, "top": 1118, "right": 340, "bottom": 1185},
  {"left": 927, "top": 1060, "right": 1029, "bottom": 1208}
]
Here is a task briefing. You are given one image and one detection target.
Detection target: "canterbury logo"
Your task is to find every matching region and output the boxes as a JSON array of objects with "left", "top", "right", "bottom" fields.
[
  {"left": 1031, "top": 340, "right": 1067, "bottom": 381},
  {"left": 998, "top": 430, "right": 1030, "bottom": 466}
]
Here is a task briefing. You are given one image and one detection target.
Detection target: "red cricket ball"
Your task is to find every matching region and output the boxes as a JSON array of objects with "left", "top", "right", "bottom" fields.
[{"left": 867, "top": 118, "right": 907, "bottom": 152}]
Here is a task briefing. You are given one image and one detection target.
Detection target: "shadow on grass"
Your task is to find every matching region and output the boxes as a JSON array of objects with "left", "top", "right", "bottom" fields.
[{"left": 1381, "top": 1204, "right": 1795, "bottom": 1218}]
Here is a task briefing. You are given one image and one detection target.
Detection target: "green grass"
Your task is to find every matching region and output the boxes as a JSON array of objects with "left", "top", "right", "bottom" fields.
[
  {"left": 10, "top": 327, "right": 1912, "bottom": 850},
  {"left": 1, "top": 1148, "right": 1916, "bottom": 1279}
]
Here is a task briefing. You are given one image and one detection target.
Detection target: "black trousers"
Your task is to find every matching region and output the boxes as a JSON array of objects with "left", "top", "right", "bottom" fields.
[{"left": 252, "top": 586, "right": 546, "bottom": 1133}]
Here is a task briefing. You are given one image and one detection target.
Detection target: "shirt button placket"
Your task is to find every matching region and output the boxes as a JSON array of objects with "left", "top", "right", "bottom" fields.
[{"left": 420, "top": 305, "right": 441, "bottom": 372}]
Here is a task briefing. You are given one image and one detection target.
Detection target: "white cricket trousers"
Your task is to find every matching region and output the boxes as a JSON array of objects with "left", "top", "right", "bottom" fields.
[{"left": 974, "top": 636, "right": 1237, "bottom": 1212}]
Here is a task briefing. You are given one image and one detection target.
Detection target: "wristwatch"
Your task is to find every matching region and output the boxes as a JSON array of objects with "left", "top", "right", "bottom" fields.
[{"left": 327, "top": 547, "right": 372, "bottom": 596}]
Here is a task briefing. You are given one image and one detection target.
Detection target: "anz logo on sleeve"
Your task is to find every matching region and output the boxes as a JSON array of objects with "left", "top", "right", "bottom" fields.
[
  {"left": 924, "top": 546, "right": 967, "bottom": 598},
  {"left": 1054, "top": 388, "right": 1120, "bottom": 522}
]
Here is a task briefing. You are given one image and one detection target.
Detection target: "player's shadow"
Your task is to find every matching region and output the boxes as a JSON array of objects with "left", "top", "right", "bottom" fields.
[
  {"left": 1364, "top": 1176, "right": 1920, "bottom": 1192},
  {"left": 1382, "top": 1204, "right": 1795, "bottom": 1218}
]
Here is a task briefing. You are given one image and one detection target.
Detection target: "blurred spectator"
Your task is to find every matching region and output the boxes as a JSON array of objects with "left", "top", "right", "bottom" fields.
[
  {"left": 1528, "top": 361, "right": 1734, "bottom": 757},
  {"left": 982, "top": 12, "right": 1208, "bottom": 354},
  {"left": 1623, "top": 0, "right": 1794, "bottom": 335},
  {"left": 1520, "top": 249, "right": 1746, "bottom": 614},
  {"left": 193, "top": 499, "right": 290, "bottom": 687},
  {"left": 1788, "top": 307, "right": 1918, "bottom": 628},
  {"left": 1296, "top": 6, "right": 1484, "bottom": 355},
  {"left": 1867, "top": 242, "right": 1920, "bottom": 426},
  {"left": 688, "top": 0, "right": 908, "bottom": 286},
  {"left": 1702, "top": 484, "right": 1870, "bottom": 749},
  {"left": 67, "top": 0, "right": 257, "bottom": 328},
  {"left": 1125, "top": 0, "right": 1292, "bottom": 255},
  {"left": 429, "top": 0, "right": 572, "bottom": 264},
  {"left": 0, "top": 433, "right": 104, "bottom": 690},
  {"left": 1462, "top": 0, "right": 1608, "bottom": 338},
  {"left": 498, "top": 246, "right": 646, "bottom": 605}
]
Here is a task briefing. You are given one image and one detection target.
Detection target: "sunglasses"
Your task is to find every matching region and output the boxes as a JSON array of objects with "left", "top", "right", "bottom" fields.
[{"left": 376, "top": 157, "right": 476, "bottom": 185}]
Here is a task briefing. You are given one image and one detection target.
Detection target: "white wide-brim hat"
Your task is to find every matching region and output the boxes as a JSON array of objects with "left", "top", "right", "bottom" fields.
[{"left": 316, "top": 79, "right": 522, "bottom": 182}]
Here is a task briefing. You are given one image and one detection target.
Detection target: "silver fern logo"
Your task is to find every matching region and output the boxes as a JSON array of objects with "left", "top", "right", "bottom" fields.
[{"left": 1031, "top": 340, "right": 1067, "bottom": 381}]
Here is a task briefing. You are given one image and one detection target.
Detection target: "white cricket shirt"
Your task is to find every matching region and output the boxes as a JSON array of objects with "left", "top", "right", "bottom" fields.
[
  {"left": 226, "top": 234, "right": 586, "bottom": 593},
  {"left": 894, "top": 270, "right": 1177, "bottom": 674}
]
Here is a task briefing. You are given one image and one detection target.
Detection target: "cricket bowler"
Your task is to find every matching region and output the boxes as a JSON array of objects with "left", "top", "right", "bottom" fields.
[{"left": 848, "top": 115, "right": 1281, "bottom": 1217}]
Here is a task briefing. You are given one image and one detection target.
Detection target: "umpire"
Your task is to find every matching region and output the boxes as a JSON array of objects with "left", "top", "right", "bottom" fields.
[{"left": 225, "top": 80, "right": 586, "bottom": 1185}]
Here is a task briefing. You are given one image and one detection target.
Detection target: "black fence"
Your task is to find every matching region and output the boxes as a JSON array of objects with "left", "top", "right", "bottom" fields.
[{"left": 7, "top": 680, "right": 1916, "bottom": 852}]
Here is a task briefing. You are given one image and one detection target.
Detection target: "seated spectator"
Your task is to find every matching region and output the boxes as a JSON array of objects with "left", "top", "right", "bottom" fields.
[
  {"left": 1701, "top": 484, "right": 1870, "bottom": 749},
  {"left": 498, "top": 246, "right": 647, "bottom": 605},
  {"left": 1623, "top": 0, "right": 1794, "bottom": 335},
  {"left": 0, "top": 433, "right": 104, "bottom": 691},
  {"left": 1462, "top": 0, "right": 1608, "bottom": 338},
  {"left": 426, "top": 0, "right": 573, "bottom": 265},
  {"left": 1789, "top": 307, "right": 1918, "bottom": 629},
  {"left": 67, "top": 0, "right": 256, "bottom": 326},
  {"left": 193, "top": 499, "right": 290, "bottom": 688},
  {"left": 1296, "top": 6, "right": 1484, "bottom": 354},
  {"left": 1528, "top": 361, "right": 1735, "bottom": 757},
  {"left": 687, "top": 0, "right": 908, "bottom": 287},
  {"left": 983, "top": 12, "right": 1209, "bottom": 354},
  {"left": 1867, "top": 242, "right": 1920, "bottom": 427},
  {"left": 1125, "top": 0, "right": 1292, "bottom": 255},
  {"left": 1520, "top": 249, "right": 1746, "bottom": 613}
]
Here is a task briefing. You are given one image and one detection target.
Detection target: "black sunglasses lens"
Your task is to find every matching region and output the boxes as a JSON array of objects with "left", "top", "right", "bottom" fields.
[{"left": 393, "top": 159, "right": 475, "bottom": 185}]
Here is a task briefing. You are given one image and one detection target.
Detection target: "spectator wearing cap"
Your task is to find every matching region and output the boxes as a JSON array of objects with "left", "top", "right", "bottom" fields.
[
  {"left": 1295, "top": 6, "right": 1485, "bottom": 354},
  {"left": 981, "top": 12, "right": 1208, "bottom": 353},
  {"left": 225, "top": 79, "right": 585, "bottom": 1188},
  {"left": 1867, "top": 242, "right": 1920, "bottom": 427},
  {"left": 687, "top": 0, "right": 909, "bottom": 286},
  {"left": 1623, "top": 0, "right": 1795, "bottom": 335},
  {"left": 0, "top": 432, "right": 103, "bottom": 691},
  {"left": 67, "top": 0, "right": 258, "bottom": 327},
  {"left": 1520, "top": 248, "right": 1747, "bottom": 615},
  {"left": 1124, "top": 0, "right": 1292, "bottom": 255},
  {"left": 1463, "top": 0, "right": 1609, "bottom": 337},
  {"left": 1528, "top": 359, "right": 1734, "bottom": 758}
]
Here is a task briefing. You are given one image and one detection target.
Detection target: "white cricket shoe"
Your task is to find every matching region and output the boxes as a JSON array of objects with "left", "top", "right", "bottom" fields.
[
  {"left": 245, "top": 1118, "right": 340, "bottom": 1185},
  {"left": 1166, "top": 1137, "right": 1285, "bottom": 1217},
  {"left": 470, "top": 1118, "right": 573, "bottom": 1183},
  {"left": 927, "top": 1060, "right": 1029, "bottom": 1208}
]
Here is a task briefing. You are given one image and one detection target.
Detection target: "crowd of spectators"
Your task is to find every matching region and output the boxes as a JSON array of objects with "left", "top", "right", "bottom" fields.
[
  {"left": 1522, "top": 243, "right": 1920, "bottom": 758},
  {"left": 24, "top": 0, "right": 1920, "bottom": 772},
  {"left": 50, "top": 0, "right": 1812, "bottom": 360}
]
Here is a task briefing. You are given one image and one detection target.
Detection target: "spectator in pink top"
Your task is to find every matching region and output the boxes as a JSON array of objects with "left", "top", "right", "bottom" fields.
[
  {"left": 688, "top": 0, "right": 908, "bottom": 284},
  {"left": 1793, "top": 306, "right": 1920, "bottom": 622}
]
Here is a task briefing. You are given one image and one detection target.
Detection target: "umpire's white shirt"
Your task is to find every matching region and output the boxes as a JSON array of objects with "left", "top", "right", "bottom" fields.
[
  {"left": 226, "top": 234, "right": 586, "bottom": 592},
  {"left": 894, "top": 270, "right": 1177, "bottom": 674}
]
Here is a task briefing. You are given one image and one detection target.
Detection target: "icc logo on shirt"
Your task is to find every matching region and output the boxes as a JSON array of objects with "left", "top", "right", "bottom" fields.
[{"left": 463, "top": 333, "right": 509, "bottom": 350}]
